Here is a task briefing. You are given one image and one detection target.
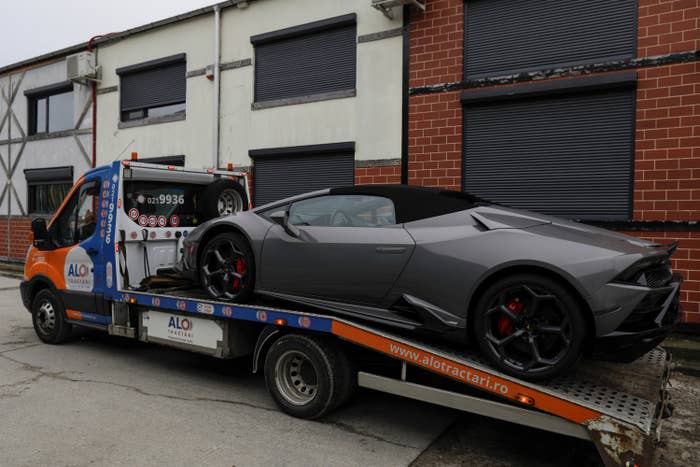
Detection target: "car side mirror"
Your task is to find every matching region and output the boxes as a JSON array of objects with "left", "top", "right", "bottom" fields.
[
  {"left": 31, "top": 218, "right": 50, "bottom": 249},
  {"left": 270, "top": 210, "right": 300, "bottom": 238}
]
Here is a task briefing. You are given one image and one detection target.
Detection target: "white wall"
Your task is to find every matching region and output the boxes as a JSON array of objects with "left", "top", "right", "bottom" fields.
[
  {"left": 96, "top": 0, "right": 403, "bottom": 169},
  {"left": 0, "top": 59, "right": 92, "bottom": 216}
]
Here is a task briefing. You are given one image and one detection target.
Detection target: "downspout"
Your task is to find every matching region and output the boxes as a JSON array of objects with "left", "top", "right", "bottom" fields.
[
  {"left": 400, "top": 5, "right": 410, "bottom": 184},
  {"left": 212, "top": 5, "right": 221, "bottom": 169},
  {"left": 7, "top": 73, "right": 11, "bottom": 259},
  {"left": 87, "top": 33, "right": 118, "bottom": 168}
]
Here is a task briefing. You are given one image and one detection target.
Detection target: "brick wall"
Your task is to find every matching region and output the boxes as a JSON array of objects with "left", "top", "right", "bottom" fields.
[
  {"left": 0, "top": 217, "right": 32, "bottom": 261},
  {"left": 638, "top": 0, "right": 700, "bottom": 56},
  {"left": 355, "top": 163, "right": 402, "bottom": 185},
  {"left": 408, "top": 0, "right": 464, "bottom": 190},
  {"left": 635, "top": 61, "right": 700, "bottom": 221}
]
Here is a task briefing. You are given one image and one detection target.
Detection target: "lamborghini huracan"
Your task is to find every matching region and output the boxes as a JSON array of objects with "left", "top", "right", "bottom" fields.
[{"left": 179, "top": 185, "right": 681, "bottom": 381}]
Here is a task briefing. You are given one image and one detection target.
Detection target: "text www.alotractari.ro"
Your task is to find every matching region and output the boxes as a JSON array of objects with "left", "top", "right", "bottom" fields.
[{"left": 389, "top": 343, "right": 510, "bottom": 395}]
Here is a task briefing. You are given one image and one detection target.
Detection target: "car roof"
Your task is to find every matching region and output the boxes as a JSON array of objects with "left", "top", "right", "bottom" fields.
[{"left": 330, "top": 185, "right": 487, "bottom": 223}]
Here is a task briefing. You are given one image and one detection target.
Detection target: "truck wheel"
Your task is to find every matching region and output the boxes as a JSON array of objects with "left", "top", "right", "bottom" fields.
[
  {"left": 264, "top": 334, "right": 353, "bottom": 419},
  {"left": 31, "top": 289, "right": 72, "bottom": 344},
  {"left": 199, "top": 178, "right": 247, "bottom": 221}
]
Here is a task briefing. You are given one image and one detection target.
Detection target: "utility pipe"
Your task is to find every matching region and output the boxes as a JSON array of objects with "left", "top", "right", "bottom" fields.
[
  {"left": 212, "top": 5, "right": 221, "bottom": 169},
  {"left": 87, "top": 33, "right": 118, "bottom": 168}
]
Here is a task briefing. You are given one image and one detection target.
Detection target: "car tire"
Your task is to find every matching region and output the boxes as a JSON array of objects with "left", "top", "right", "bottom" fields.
[
  {"left": 473, "top": 274, "right": 586, "bottom": 381},
  {"left": 198, "top": 178, "right": 247, "bottom": 221},
  {"left": 264, "top": 334, "right": 353, "bottom": 419},
  {"left": 199, "top": 232, "right": 255, "bottom": 302},
  {"left": 31, "top": 289, "right": 72, "bottom": 344}
]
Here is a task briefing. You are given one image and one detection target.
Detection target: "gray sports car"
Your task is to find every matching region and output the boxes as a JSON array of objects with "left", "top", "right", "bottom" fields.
[{"left": 179, "top": 185, "right": 681, "bottom": 381}]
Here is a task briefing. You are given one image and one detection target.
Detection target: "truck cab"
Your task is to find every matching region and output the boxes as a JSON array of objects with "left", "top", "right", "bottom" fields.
[{"left": 20, "top": 160, "right": 250, "bottom": 338}]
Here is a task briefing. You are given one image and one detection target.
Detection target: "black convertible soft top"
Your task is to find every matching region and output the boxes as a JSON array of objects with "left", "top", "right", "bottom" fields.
[{"left": 329, "top": 185, "right": 488, "bottom": 223}]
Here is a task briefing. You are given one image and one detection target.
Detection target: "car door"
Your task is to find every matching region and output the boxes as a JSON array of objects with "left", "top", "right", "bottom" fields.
[
  {"left": 42, "top": 172, "right": 106, "bottom": 319},
  {"left": 260, "top": 194, "right": 415, "bottom": 305}
]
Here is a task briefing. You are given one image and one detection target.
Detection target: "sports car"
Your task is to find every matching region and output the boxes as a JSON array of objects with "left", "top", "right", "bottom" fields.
[{"left": 179, "top": 185, "right": 681, "bottom": 381}]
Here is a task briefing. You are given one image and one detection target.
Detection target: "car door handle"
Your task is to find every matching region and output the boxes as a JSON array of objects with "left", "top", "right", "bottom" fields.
[
  {"left": 376, "top": 246, "right": 407, "bottom": 254},
  {"left": 86, "top": 247, "right": 99, "bottom": 256}
]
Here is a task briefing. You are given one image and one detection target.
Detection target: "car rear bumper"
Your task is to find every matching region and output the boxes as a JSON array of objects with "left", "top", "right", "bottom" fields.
[{"left": 591, "top": 276, "right": 681, "bottom": 362}]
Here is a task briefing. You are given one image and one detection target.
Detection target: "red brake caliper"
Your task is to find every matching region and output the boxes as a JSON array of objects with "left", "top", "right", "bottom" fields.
[
  {"left": 232, "top": 257, "right": 247, "bottom": 292},
  {"left": 498, "top": 298, "right": 524, "bottom": 336}
]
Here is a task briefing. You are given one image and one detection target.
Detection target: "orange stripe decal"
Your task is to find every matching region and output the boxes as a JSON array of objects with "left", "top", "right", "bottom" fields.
[
  {"left": 332, "top": 321, "right": 601, "bottom": 425},
  {"left": 65, "top": 309, "right": 82, "bottom": 320}
]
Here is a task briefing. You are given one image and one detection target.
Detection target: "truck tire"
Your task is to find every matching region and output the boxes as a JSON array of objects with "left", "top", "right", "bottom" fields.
[
  {"left": 199, "top": 178, "right": 247, "bottom": 221},
  {"left": 264, "top": 334, "right": 353, "bottom": 419},
  {"left": 31, "top": 289, "right": 72, "bottom": 344}
]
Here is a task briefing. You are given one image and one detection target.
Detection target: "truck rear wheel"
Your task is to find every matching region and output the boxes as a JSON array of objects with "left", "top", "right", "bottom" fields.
[
  {"left": 31, "top": 289, "right": 72, "bottom": 344},
  {"left": 264, "top": 334, "right": 355, "bottom": 419}
]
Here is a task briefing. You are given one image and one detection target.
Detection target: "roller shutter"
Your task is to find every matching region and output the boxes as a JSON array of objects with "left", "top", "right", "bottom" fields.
[
  {"left": 462, "top": 89, "right": 635, "bottom": 221},
  {"left": 118, "top": 55, "right": 186, "bottom": 112},
  {"left": 465, "top": 0, "right": 636, "bottom": 78},
  {"left": 252, "top": 15, "right": 357, "bottom": 103},
  {"left": 251, "top": 146, "right": 355, "bottom": 205}
]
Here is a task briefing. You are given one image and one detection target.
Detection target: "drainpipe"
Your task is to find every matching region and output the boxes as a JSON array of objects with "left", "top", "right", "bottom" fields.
[
  {"left": 87, "top": 33, "right": 118, "bottom": 168},
  {"left": 212, "top": 5, "right": 221, "bottom": 169}
]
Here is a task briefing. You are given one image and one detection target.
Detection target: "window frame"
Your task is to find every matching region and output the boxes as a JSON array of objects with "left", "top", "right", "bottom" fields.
[
  {"left": 24, "top": 166, "right": 74, "bottom": 215},
  {"left": 116, "top": 53, "right": 187, "bottom": 124},
  {"left": 25, "top": 81, "right": 74, "bottom": 136},
  {"left": 250, "top": 13, "right": 357, "bottom": 108}
]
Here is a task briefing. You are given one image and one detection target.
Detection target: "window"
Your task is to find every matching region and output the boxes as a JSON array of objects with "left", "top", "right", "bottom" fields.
[
  {"left": 26, "top": 83, "right": 74, "bottom": 135},
  {"left": 465, "top": 0, "right": 636, "bottom": 78},
  {"left": 250, "top": 142, "right": 355, "bottom": 205},
  {"left": 25, "top": 166, "right": 73, "bottom": 214},
  {"left": 123, "top": 181, "right": 202, "bottom": 228},
  {"left": 117, "top": 54, "right": 186, "bottom": 122},
  {"left": 289, "top": 195, "right": 396, "bottom": 227},
  {"left": 50, "top": 181, "right": 98, "bottom": 248},
  {"left": 251, "top": 14, "right": 357, "bottom": 105}
]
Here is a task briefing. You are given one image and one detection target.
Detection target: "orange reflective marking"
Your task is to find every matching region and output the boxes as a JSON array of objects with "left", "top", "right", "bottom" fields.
[
  {"left": 65, "top": 309, "right": 82, "bottom": 320},
  {"left": 332, "top": 321, "right": 601, "bottom": 425}
]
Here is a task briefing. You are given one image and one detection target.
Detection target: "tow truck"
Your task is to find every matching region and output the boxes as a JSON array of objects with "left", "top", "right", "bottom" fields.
[{"left": 20, "top": 159, "right": 674, "bottom": 466}]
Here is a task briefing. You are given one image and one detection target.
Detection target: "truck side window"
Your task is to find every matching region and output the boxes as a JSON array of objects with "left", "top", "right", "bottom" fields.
[{"left": 51, "top": 181, "right": 98, "bottom": 248}]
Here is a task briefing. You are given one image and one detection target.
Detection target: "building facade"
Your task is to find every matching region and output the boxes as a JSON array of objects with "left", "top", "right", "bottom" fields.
[
  {"left": 94, "top": 0, "right": 405, "bottom": 204},
  {"left": 406, "top": 0, "right": 700, "bottom": 324},
  {"left": 0, "top": 46, "right": 93, "bottom": 260}
]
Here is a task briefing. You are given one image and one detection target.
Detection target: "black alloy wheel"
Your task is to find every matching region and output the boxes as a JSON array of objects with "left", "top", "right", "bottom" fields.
[
  {"left": 199, "top": 232, "right": 254, "bottom": 302},
  {"left": 474, "top": 274, "right": 586, "bottom": 381}
]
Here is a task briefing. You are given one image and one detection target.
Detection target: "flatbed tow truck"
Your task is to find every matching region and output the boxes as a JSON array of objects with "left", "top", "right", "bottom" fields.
[{"left": 21, "top": 160, "right": 674, "bottom": 467}]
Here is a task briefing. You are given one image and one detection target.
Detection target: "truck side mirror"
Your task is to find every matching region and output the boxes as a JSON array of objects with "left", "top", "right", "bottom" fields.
[
  {"left": 31, "top": 218, "right": 49, "bottom": 249},
  {"left": 269, "top": 210, "right": 299, "bottom": 238}
]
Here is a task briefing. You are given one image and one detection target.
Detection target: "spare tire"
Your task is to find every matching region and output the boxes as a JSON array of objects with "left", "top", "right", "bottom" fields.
[{"left": 198, "top": 178, "right": 248, "bottom": 221}]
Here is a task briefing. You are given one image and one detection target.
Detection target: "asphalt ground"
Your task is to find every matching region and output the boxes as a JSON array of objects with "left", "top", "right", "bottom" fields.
[{"left": 1, "top": 276, "right": 698, "bottom": 466}]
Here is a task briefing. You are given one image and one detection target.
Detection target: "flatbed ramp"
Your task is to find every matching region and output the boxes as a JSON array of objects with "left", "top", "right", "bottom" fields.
[{"left": 119, "top": 290, "right": 672, "bottom": 467}]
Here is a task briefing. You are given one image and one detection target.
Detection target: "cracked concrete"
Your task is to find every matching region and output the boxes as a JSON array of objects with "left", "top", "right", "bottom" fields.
[{"left": 0, "top": 280, "right": 455, "bottom": 466}]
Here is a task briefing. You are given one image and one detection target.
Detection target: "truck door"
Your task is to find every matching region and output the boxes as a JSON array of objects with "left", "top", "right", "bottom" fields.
[{"left": 43, "top": 170, "right": 109, "bottom": 320}]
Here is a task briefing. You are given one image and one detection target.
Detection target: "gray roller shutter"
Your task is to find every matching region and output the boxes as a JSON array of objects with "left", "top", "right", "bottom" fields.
[
  {"left": 251, "top": 145, "right": 355, "bottom": 205},
  {"left": 465, "top": 0, "right": 636, "bottom": 78},
  {"left": 118, "top": 55, "right": 186, "bottom": 112},
  {"left": 252, "top": 15, "right": 357, "bottom": 103},
  {"left": 463, "top": 89, "right": 635, "bottom": 221}
]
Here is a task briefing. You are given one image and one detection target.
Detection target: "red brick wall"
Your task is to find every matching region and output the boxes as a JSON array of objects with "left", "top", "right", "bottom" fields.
[
  {"left": 638, "top": 0, "right": 700, "bottom": 56},
  {"left": 408, "top": 0, "right": 464, "bottom": 190},
  {"left": 635, "top": 61, "right": 700, "bottom": 221},
  {"left": 0, "top": 217, "right": 32, "bottom": 261},
  {"left": 355, "top": 164, "right": 401, "bottom": 185}
]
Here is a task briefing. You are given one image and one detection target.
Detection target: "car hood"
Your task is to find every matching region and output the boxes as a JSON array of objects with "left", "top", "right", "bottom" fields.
[{"left": 471, "top": 205, "right": 663, "bottom": 255}]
